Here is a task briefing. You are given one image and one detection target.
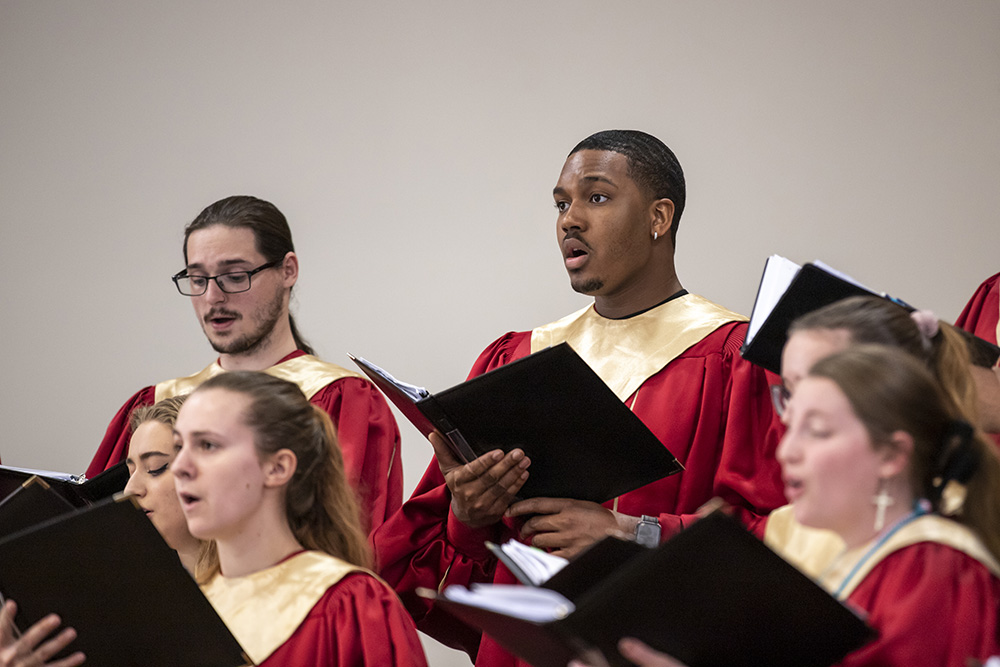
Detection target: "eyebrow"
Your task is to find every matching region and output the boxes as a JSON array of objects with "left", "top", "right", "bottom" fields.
[
  {"left": 552, "top": 175, "right": 619, "bottom": 197},
  {"left": 139, "top": 451, "right": 171, "bottom": 462},
  {"left": 186, "top": 258, "right": 255, "bottom": 272}
]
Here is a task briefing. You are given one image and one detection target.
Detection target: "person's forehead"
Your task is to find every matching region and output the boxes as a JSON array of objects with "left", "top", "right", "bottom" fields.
[
  {"left": 560, "top": 149, "right": 631, "bottom": 179},
  {"left": 185, "top": 225, "right": 263, "bottom": 267}
]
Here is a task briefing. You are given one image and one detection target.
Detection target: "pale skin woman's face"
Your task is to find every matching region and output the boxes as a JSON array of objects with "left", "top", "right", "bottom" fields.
[
  {"left": 780, "top": 328, "right": 853, "bottom": 396},
  {"left": 170, "top": 388, "right": 273, "bottom": 542},
  {"left": 775, "top": 376, "right": 904, "bottom": 547},
  {"left": 124, "top": 421, "right": 198, "bottom": 553}
]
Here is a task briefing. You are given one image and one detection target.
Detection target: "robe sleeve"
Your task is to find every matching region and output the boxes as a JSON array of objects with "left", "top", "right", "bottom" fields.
[
  {"left": 259, "top": 572, "right": 429, "bottom": 667},
  {"left": 86, "top": 386, "right": 156, "bottom": 478},
  {"left": 955, "top": 271, "right": 1000, "bottom": 345},
  {"left": 838, "top": 543, "right": 1000, "bottom": 666},
  {"left": 310, "top": 377, "right": 403, "bottom": 536},
  {"left": 628, "top": 323, "right": 786, "bottom": 538},
  {"left": 371, "top": 332, "right": 530, "bottom": 659}
]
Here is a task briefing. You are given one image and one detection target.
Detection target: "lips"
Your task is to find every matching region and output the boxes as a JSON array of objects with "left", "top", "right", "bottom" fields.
[
  {"left": 205, "top": 309, "right": 240, "bottom": 332},
  {"left": 177, "top": 491, "right": 201, "bottom": 512},
  {"left": 783, "top": 476, "right": 804, "bottom": 503},
  {"left": 562, "top": 236, "right": 590, "bottom": 271}
]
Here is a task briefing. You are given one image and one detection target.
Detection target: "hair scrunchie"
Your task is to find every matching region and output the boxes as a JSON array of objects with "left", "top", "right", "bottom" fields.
[{"left": 910, "top": 309, "right": 940, "bottom": 352}]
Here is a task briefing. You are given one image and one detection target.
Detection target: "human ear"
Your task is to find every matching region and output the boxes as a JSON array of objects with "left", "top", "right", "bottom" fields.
[
  {"left": 650, "top": 198, "right": 675, "bottom": 242},
  {"left": 263, "top": 449, "right": 298, "bottom": 487},
  {"left": 281, "top": 252, "right": 299, "bottom": 288},
  {"left": 878, "top": 431, "right": 914, "bottom": 479}
]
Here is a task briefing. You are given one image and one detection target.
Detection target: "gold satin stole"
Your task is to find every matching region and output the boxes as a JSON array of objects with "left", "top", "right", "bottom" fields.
[
  {"left": 154, "top": 354, "right": 364, "bottom": 403},
  {"left": 530, "top": 294, "right": 747, "bottom": 403},
  {"left": 816, "top": 514, "right": 1000, "bottom": 599},
  {"left": 201, "top": 551, "right": 367, "bottom": 665}
]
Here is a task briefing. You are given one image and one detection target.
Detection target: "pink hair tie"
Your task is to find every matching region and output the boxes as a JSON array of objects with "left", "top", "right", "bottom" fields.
[{"left": 910, "top": 309, "right": 940, "bottom": 341}]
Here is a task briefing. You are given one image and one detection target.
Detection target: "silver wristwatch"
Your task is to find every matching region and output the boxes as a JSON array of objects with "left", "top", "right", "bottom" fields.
[{"left": 634, "top": 514, "right": 661, "bottom": 548}]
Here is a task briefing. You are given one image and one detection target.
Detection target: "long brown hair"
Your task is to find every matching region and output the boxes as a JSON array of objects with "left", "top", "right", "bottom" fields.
[
  {"left": 192, "top": 371, "right": 369, "bottom": 581},
  {"left": 183, "top": 195, "right": 314, "bottom": 356},
  {"left": 790, "top": 296, "right": 980, "bottom": 424},
  {"left": 810, "top": 345, "right": 1000, "bottom": 563}
]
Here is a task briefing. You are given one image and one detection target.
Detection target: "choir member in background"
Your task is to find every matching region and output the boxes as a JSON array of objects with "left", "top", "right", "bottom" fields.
[
  {"left": 373, "top": 129, "right": 786, "bottom": 667},
  {"left": 124, "top": 395, "right": 201, "bottom": 573},
  {"left": 90, "top": 195, "right": 402, "bottom": 535},
  {"left": 172, "top": 371, "right": 427, "bottom": 666},
  {"left": 955, "top": 271, "right": 1000, "bottom": 441},
  {"left": 584, "top": 346, "right": 1000, "bottom": 666}
]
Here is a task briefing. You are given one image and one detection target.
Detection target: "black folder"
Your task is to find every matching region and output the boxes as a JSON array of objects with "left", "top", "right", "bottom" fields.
[
  {"left": 0, "top": 461, "right": 128, "bottom": 508},
  {"left": 0, "top": 476, "right": 75, "bottom": 537},
  {"left": 351, "top": 343, "right": 683, "bottom": 504},
  {"left": 740, "top": 256, "right": 1000, "bottom": 375},
  {"left": 429, "top": 511, "right": 876, "bottom": 667},
  {"left": 0, "top": 496, "right": 249, "bottom": 666}
]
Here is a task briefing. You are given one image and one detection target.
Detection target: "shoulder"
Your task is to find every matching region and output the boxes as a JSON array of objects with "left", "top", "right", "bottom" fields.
[
  {"left": 468, "top": 331, "right": 532, "bottom": 378},
  {"left": 864, "top": 540, "right": 1000, "bottom": 596}
]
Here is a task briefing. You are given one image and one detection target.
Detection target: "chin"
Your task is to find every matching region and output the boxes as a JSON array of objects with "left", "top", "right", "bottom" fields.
[{"left": 570, "top": 276, "right": 605, "bottom": 295}]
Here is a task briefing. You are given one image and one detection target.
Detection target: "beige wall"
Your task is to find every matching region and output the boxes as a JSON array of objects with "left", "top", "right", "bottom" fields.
[{"left": 1, "top": 1, "right": 998, "bottom": 664}]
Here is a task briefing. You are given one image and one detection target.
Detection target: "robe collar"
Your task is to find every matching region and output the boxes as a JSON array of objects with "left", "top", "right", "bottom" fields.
[
  {"left": 154, "top": 350, "right": 363, "bottom": 403},
  {"left": 818, "top": 513, "right": 1000, "bottom": 600},
  {"left": 201, "top": 551, "right": 364, "bottom": 664},
  {"left": 530, "top": 293, "right": 747, "bottom": 402}
]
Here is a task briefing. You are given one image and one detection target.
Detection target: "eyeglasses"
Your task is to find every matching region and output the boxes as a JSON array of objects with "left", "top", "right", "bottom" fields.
[
  {"left": 770, "top": 384, "right": 791, "bottom": 417},
  {"left": 171, "top": 260, "right": 280, "bottom": 296}
]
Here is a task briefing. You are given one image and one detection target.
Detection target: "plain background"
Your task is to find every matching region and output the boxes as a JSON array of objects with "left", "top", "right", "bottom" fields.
[{"left": 2, "top": 2, "right": 998, "bottom": 664}]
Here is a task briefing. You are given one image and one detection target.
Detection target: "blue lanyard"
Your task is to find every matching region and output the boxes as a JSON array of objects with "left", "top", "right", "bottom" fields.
[{"left": 832, "top": 504, "right": 929, "bottom": 598}]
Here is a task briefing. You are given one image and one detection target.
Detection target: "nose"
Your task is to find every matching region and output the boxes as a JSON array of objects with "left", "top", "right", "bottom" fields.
[
  {"left": 123, "top": 471, "right": 143, "bottom": 497},
  {"left": 775, "top": 429, "right": 798, "bottom": 466},
  {"left": 559, "top": 202, "right": 584, "bottom": 235},
  {"left": 171, "top": 445, "right": 194, "bottom": 480},
  {"left": 202, "top": 276, "right": 228, "bottom": 304}
]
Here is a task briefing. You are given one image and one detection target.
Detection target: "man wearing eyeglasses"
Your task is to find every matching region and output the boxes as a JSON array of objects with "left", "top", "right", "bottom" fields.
[{"left": 87, "top": 195, "right": 402, "bottom": 534}]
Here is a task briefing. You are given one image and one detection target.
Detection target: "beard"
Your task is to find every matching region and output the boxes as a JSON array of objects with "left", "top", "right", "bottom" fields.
[
  {"left": 570, "top": 275, "right": 605, "bottom": 295},
  {"left": 205, "top": 289, "right": 285, "bottom": 356}
]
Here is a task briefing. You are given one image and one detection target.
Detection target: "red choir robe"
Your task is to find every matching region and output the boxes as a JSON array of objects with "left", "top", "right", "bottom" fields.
[
  {"left": 762, "top": 506, "right": 1000, "bottom": 667},
  {"left": 88, "top": 350, "right": 402, "bottom": 534},
  {"left": 956, "top": 271, "right": 1000, "bottom": 345},
  {"left": 372, "top": 295, "right": 787, "bottom": 665},
  {"left": 202, "top": 551, "right": 428, "bottom": 667}
]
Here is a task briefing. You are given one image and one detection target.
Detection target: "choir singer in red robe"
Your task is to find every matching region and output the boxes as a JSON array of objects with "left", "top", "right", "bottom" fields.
[{"left": 172, "top": 371, "right": 427, "bottom": 666}]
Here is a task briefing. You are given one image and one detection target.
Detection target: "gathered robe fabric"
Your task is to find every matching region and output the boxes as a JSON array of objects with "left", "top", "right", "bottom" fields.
[
  {"left": 372, "top": 298, "right": 786, "bottom": 665},
  {"left": 202, "top": 551, "right": 428, "bottom": 667},
  {"left": 956, "top": 271, "right": 1000, "bottom": 345},
  {"left": 88, "top": 350, "right": 402, "bottom": 534},
  {"left": 761, "top": 508, "right": 1000, "bottom": 666}
]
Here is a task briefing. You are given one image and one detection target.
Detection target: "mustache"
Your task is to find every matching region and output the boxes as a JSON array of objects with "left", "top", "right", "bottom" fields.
[
  {"left": 204, "top": 309, "right": 241, "bottom": 323},
  {"left": 562, "top": 230, "right": 591, "bottom": 250}
]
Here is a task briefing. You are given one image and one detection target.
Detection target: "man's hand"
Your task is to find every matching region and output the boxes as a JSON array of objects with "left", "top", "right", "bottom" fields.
[
  {"left": 0, "top": 600, "right": 85, "bottom": 667},
  {"left": 505, "top": 497, "right": 639, "bottom": 559},
  {"left": 429, "top": 432, "right": 530, "bottom": 529}
]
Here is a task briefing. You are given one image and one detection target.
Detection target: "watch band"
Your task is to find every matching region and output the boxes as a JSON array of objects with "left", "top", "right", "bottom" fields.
[{"left": 634, "top": 514, "right": 661, "bottom": 548}]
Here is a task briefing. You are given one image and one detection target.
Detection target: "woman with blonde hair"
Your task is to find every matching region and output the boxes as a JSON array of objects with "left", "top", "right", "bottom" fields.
[
  {"left": 172, "top": 371, "right": 426, "bottom": 666},
  {"left": 124, "top": 394, "right": 201, "bottom": 573}
]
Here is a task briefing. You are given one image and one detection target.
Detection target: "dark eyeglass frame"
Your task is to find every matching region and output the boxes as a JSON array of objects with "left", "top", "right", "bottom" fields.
[
  {"left": 770, "top": 384, "right": 791, "bottom": 418},
  {"left": 171, "top": 260, "right": 281, "bottom": 296}
]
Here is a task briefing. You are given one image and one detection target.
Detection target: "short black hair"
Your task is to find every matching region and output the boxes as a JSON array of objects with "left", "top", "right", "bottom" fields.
[{"left": 570, "top": 130, "right": 686, "bottom": 244}]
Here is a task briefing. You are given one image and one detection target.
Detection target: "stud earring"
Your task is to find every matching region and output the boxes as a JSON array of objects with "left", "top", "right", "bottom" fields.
[{"left": 652, "top": 231, "right": 659, "bottom": 241}]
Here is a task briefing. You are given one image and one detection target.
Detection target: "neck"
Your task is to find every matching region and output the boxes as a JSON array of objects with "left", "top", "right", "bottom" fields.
[
  {"left": 594, "top": 273, "right": 684, "bottom": 319},
  {"left": 176, "top": 541, "right": 201, "bottom": 575},
  {"left": 218, "top": 323, "right": 298, "bottom": 372},
  {"left": 215, "top": 499, "right": 303, "bottom": 578}
]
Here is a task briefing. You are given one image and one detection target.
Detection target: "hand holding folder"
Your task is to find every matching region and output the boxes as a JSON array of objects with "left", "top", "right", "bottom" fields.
[{"left": 351, "top": 343, "right": 683, "bottom": 505}]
